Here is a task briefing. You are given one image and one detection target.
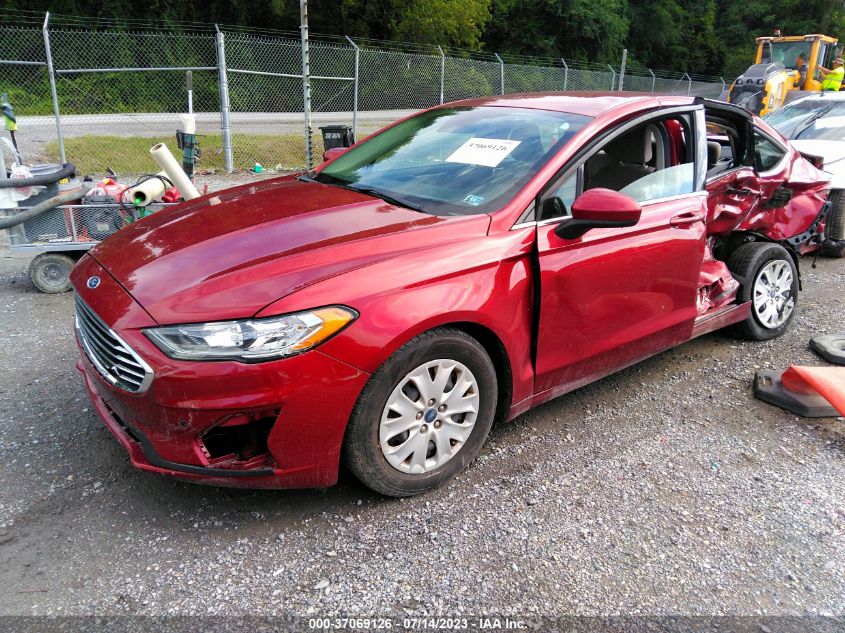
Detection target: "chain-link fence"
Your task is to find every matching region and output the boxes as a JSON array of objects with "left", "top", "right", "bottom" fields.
[{"left": 0, "top": 12, "right": 731, "bottom": 178}]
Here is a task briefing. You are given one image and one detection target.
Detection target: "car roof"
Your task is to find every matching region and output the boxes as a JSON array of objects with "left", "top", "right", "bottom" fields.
[{"left": 441, "top": 91, "right": 697, "bottom": 117}]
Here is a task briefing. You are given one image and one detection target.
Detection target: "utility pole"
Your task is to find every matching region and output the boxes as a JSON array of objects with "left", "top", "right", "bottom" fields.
[
  {"left": 618, "top": 49, "right": 627, "bottom": 91},
  {"left": 300, "top": 0, "right": 313, "bottom": 169}
]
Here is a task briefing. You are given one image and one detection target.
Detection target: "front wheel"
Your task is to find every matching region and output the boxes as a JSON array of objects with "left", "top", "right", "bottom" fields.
[
  {"left": 727, "top": 242, "right": 798, "bottom": 341},
  {"left": 344, "top": 328, "right": 498, "bottom": 497},
  {"left": 28, "top": 252, "right": 76, "bottom": 294}
]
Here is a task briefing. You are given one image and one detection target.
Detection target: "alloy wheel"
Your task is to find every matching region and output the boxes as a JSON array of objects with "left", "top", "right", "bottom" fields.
[
  {"left": 753, "top": 259, "right": 795, "bottom": 329},
  {"left": 379, "top": 359, "right": 480, "bottom": 474}
]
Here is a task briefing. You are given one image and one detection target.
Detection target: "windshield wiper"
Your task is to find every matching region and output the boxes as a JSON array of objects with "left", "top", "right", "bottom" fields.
[
  {"left": 793, "top": 104, "right": 836, "bottom": 140},
  {"left": 346, "top": 184, "right": 427, "bottom": 213},
  {"left": 296, "top": 172, "right": 318, "bottom": 183}
]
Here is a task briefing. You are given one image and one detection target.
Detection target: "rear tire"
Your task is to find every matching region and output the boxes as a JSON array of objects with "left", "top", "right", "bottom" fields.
[
  {"left": 28, "top": 253, "right": 76, "bottom": 294},
  {"left": 727, "top": 242, "right": 798, "bottom": 341},
  {"left": 344, "top": 328, "right": 497, "bottom": 497},
  {"left": 822, "top": 189, "right": 845, "bottom": 257}
]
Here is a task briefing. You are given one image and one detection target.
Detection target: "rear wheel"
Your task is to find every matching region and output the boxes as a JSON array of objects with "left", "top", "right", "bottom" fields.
[
  {"left": 28, "top": 252, "right": 76, "bottom": 294},
  {"left": 728, "top": 242, "right": 798, "bottom": 341},
  {"left": 822, "top": 189, "right": 845, "bottom": 257},
  {"left": 344, "top": 328, "right": 497, "bottom": 497}
]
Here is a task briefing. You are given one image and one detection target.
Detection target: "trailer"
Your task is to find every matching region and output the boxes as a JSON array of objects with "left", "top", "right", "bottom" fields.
[{"left": 2, "top": 201, "right": 172, "bottom": 293}]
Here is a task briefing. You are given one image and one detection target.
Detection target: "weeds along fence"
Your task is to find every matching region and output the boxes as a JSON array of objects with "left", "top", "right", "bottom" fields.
[{"left": 0, "top": 12, "right": 730, "bottom": 176}]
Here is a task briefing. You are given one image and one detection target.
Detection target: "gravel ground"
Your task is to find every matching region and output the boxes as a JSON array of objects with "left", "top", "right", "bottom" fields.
[{"left": 1, "top": 240, "right": 844, "bottom": 621}]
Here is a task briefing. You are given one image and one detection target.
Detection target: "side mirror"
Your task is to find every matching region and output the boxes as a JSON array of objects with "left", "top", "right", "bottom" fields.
[
  {"left": 323, "top": 147, "right": 349, "bottom": 162},
  {"left": 554, "top": 188, "right": 642, "bottom": 239}
]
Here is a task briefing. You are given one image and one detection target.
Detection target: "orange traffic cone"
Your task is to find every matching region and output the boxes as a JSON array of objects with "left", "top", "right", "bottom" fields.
[{"left": 754, "top": 366, "right": 841, "bottom": 418}]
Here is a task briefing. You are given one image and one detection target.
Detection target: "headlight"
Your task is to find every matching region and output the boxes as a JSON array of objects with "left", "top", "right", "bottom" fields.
[{"left": 143, "top": 306, "right": 357, "bottom": 362}]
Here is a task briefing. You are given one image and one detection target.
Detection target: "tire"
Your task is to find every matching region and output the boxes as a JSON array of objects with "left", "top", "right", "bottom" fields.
[
  {"left": 344, "top": 328, "right": 498, "bottom": 497},
  {"left": 727, "top": 242, "right": 798, "bottom": 341},
  {"left": 27, "top": 253, "right": 76, "bottom": 294},
  {"left": 822, "top": 189, "right": 845, "bottom": 257}
]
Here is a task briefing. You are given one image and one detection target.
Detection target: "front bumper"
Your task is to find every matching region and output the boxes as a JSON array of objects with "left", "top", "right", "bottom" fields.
[{"left": 72, "top": 255, "right": 370, "bottom": 489}]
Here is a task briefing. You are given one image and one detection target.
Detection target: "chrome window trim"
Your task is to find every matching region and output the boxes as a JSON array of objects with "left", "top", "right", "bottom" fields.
[{"left": 511, "top": 190, "right": 708, "bottom": 230}]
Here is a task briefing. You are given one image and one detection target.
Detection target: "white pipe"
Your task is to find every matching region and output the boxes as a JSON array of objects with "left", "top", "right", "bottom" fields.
[
  {"left": 180, "top": 113, "right": 196, "bottom": 135},
  {"left": 149, "top": 143, "right": 200, "bottom": 200},
  {"left": 125, "top": 171, "right": 169, "bottom": 207}
]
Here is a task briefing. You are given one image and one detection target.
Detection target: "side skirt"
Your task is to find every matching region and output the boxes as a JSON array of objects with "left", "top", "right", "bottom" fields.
[{"left": 690, "top": 301, "right": 751, "bottom": 339}]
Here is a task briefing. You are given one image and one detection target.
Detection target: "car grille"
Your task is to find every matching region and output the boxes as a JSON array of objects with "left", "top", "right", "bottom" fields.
[{"left": 74, "top": 294, "right": 153, "bottom": 393}]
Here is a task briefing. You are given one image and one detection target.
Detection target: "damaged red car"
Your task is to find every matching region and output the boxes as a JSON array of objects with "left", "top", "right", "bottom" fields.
[{"left": 70, "top": 93, "right": 830, "bottom": 496}]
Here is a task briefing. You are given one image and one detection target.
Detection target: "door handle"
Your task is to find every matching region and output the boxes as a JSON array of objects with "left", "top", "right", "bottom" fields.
[{"left": 670, "top": 212, "right": 704, "bottom": 227}]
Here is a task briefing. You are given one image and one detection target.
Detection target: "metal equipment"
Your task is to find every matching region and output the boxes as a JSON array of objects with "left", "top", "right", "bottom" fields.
[{"left": 729, "top": 31, "right": 841, "bottom": 116}]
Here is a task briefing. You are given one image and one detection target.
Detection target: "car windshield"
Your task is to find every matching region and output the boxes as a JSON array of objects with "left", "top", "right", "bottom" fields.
[
  {"left": 312, "top": 106, "right": 591, "bottom": 215},
  {"left": 766, "top": 99, "right": 845, "bottom": 141}
]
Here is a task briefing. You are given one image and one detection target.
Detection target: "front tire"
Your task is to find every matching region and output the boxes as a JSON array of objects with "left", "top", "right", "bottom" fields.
[
  {"left": 727, "top": 242, "right": 798, "bottom": 341},
  {"left": 344, "top": 328, "right": 497, "bottom": 497}
]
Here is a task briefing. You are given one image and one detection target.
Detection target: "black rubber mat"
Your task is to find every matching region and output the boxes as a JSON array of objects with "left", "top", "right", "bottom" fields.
[
  {"left": 809, "top": 335, "right": 845, "bottom": 366},
  {"left": 753, "top": 369, "right": 838, "bottom": 418}
]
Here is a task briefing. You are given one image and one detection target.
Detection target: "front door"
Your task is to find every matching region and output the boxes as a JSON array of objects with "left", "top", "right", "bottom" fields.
[
  {"left": 531, "top": 113, "right": 708, "bottom": 402},
  {"left": 533, "top": 195, "right": 707, "bottom": 400}
]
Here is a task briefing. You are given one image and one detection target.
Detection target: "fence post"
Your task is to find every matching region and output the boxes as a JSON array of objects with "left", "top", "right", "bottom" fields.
[
  {"left": 683, "top": 72, "right": 691, "bottom": 95},
  {"left": 345, "top": 36, "right": 359, "bottom": 141},
  {"left": 618, "top": 48, "right": 627, "bottom": 91},
  {"left": 437, "top": 45, "right": 445, "bottom": 104},
  {"left": 607, "top": 64, "right": 616, "bottom": 91},
  {"left": 494, "top": 53, "right": 505, "bottom": 95},
  {"left": 561, "top": 58, "right": 568, "bottom": 91},
  {"left": 214, "top": 26, "right": 233, "bottom": 173},
  {"left": 648, "top": 68, "right": 656, "bottom": 92},
  {"left": 300, "top": 0, "right": 313, "bottom": 169},
  {"left": 42, "top": 12, "right": 65, "bottom": 163}
]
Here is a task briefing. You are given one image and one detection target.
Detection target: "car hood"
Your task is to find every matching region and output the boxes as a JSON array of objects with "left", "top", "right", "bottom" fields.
[{"left": 89, "top": 177, "right": 490, "bottom": 324}]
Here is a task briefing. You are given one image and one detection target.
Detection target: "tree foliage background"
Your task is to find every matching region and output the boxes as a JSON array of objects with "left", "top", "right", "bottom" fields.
[{"left": 2, "top": 0, "right": 845, "bottom": 76}]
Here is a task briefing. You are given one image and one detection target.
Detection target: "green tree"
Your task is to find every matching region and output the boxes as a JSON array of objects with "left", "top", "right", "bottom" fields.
[
  {"left": 627, "top": 0, "right": 723, "bottom": 74},
  {"left": 485, "top": 0, "right": 629, "bottom": 63},
  {"left": 393, "top": 0, "right": 492, "bottom": 50}
]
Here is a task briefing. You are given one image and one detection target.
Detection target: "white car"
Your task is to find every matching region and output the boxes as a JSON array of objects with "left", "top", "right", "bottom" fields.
[{"left": 766, "top": 92, "right": 845, "bottom": 256}]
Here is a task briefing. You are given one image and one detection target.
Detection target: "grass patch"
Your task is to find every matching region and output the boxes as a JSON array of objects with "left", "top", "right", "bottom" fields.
[{"left": 44, "top": 133, "right": 325, "bottom": 176}]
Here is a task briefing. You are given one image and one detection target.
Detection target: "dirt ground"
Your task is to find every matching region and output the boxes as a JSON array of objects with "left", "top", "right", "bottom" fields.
[{"left": 1, "top": 243, "right": 844, "bottom": 625}]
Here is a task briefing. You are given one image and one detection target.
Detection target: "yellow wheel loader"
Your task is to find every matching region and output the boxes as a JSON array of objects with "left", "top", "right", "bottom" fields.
[{"left": 728, "top": 32, "right": 840, "bottom": 116}]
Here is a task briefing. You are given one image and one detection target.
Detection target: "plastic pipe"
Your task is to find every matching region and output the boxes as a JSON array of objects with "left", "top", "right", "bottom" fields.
[
  {"left": 125, "top": 172, "right": 169, "bottom": 207},
  {"left": 0, "top": 187, "right": 89, "bottom": 230},
  {"left": 149, "top": 143, "right": 200, "bottom": 200},
  {"left": 180, "top": 113, "right": 196, "bottom": 135}
]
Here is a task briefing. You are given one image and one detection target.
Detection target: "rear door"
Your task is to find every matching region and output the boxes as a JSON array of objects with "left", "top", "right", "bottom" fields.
[
  {"left": 703, "top": 104, "right": 770, "bottom": 235},
  {"left": 531, "top": 108, "right": 708, "bottom": 401}
]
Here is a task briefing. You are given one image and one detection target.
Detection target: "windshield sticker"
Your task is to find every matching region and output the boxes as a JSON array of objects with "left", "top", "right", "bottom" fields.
[
  {"left": 446, "top": 138, "right": 522, "bottom": 168},
  {"left": 463, "top": 194, "right": 484, "bottom": 206}
]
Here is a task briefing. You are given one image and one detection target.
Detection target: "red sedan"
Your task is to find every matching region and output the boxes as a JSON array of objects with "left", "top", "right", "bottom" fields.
[{"left": 70, "top": 93, "right": 830, "bottom": 496}]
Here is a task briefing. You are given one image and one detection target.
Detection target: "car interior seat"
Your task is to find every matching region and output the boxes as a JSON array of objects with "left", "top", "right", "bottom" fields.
[
  {"left": 587, "top": 127, "right": 655, "bottom": 191},
  {"left": 706, "top": 141, "right": 730, "bottom": 178}
]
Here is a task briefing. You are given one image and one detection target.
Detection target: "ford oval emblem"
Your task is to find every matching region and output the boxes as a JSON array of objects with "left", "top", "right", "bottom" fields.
[{"left": 87, "top": 276, "right": 101, "bottom": 289}]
